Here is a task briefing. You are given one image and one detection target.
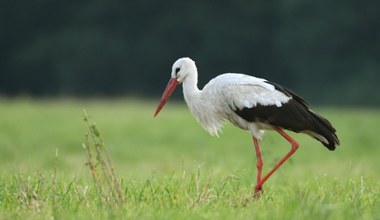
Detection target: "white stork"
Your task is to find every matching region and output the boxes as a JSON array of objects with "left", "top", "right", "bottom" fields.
[{"left": 154, "top": 57, "right": 340, "bottom": 196}]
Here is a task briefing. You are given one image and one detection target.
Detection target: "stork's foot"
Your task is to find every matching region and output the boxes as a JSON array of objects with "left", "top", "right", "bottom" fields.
[{"left": 253, "top": 185, "right": 263, "bottom": 198}]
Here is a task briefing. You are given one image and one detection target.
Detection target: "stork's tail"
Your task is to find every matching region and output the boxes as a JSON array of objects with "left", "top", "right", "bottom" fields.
[{"left": 304, "top": 110, "right": 340, "bottom": 151}]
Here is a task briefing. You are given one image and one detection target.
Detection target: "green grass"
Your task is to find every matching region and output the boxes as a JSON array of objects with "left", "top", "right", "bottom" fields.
[{"left": 0, "top": 98, "right": 379, "bottom": 219}]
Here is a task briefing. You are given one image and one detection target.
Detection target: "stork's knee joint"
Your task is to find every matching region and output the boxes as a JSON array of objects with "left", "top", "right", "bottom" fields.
[{"left": 291, "top": 142, "right": 299, "bottom": 151}]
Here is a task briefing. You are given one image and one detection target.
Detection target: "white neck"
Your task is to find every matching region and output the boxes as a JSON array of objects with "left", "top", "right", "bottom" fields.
[
  {"left": 182, "top": 71, "right": 202, "bottom": 127},
  {"left": 182, "top": 73, "right": 201, "bottom": 102}
]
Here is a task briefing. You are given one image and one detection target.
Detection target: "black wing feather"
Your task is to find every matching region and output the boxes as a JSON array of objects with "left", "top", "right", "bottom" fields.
[{"left": 234, "top": 81, "right": 340, "bottom": 151}]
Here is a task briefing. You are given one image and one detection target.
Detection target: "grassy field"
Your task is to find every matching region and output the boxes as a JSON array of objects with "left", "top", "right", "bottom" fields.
[{"left": 0, "top": 99, "right": 379, "bottom": 219}]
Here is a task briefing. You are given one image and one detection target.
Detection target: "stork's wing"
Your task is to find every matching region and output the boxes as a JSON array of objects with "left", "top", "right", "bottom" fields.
[
  {"left": 217, "top": 74, "right": 291, "bottom": 110},
  {"left": 215, "top": 73, "right": 339, "bottom": 150}
]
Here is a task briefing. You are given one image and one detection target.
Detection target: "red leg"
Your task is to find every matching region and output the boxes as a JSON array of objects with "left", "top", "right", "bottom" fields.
[
  {"left": 254, "top": 127, "right": 299, "bottom": 195},
  {"left": 253, "top": 137, "right": 263, "bottom": 188}
]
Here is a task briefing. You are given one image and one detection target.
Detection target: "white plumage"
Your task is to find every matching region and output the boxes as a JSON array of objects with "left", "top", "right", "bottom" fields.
[{"left": 174, "top": 58, "right": 291, "bottom": 137}]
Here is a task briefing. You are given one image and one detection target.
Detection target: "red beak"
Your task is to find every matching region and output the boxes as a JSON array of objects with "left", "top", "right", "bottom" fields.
[{"left": 154, "top": 77, "right": 179, "bottom": 117}]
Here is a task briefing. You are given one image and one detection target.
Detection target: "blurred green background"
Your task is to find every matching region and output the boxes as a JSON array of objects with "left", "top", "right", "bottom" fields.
[
  {"left": 1, "top": 3, "right": 379, "bottom": 218},
  {"left": 1, "top": 1, "right": 379, "bottom": 105}
]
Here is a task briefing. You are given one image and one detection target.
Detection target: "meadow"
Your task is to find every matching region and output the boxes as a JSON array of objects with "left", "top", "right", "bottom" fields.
[{"left": 0, "top": 99, "right": 379, "bottom": 219}]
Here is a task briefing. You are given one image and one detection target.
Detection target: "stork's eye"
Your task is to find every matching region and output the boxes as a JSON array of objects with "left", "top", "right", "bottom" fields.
[{"left": 175, "top": 67, "right": 181, "bottom": 74}]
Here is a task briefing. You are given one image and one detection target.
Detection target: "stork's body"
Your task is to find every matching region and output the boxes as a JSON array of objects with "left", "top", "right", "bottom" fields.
[{"left": 155, "top": 57, "right": 340, "bottom": 196}]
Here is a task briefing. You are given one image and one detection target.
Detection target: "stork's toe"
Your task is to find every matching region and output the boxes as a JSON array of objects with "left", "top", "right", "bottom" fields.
[{"left": 253, "top": 185, "right": 264, "bottom": 198}]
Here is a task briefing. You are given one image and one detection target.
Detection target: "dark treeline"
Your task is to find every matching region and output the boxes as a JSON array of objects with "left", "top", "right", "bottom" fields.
[{"left": 1, "top": 1, "right": 379, "bottom": 105}]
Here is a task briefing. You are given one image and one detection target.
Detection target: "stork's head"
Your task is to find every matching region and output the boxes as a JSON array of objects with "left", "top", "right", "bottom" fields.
[
  {"left": 154, "top": 57, "right": 196, "bottom": 117},
  {"left": 171, "top": 57, "right": 197, "bottom": 82}
]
